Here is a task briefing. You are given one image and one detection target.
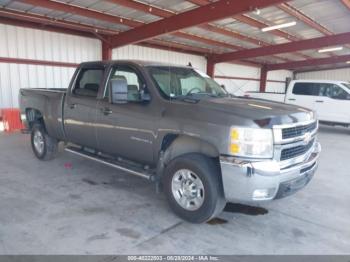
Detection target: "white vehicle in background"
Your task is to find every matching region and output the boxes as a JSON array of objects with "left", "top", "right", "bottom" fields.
[{"left": 246, "top": 80, "right": 350, "bottom": 127}]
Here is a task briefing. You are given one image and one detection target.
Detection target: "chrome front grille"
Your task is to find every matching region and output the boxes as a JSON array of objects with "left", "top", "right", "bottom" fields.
[
  {"left": 280, "top": 139, "right": 315, "bottom": 161},
  {"left": 273, "top": 119, "right": 318, "bottom": 165},
  {"left": 282, "top": 121, "right": 317, "bottom": 140}
]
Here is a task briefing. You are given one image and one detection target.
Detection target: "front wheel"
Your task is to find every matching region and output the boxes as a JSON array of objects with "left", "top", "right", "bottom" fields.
[
  {"left": 31, "top": 123, "right": 58, "bottom": 160},
  {"left": 163, "top": 153, "right": 226, "bottom": 223}
]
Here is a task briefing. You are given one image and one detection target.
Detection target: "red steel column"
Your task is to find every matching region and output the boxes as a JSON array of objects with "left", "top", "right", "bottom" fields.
[
  {"left": 260, "top": 66, "right": 268, "bottom": 92},
  {"left": 102, "top": 40, "right": 112, "bottom": 60},
  {"left": 206, "top": 58, "right": 215, "bottom": 78}
]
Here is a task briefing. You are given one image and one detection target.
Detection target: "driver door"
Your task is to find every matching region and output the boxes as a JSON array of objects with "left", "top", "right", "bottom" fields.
[{"left": 95, "top": 65, "right": 156, "bottom": 165}]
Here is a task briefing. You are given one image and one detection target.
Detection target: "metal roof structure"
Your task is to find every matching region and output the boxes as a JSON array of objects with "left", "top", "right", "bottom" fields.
[{"left": 0, "top": 0, "right": 349, "bottom": 73}]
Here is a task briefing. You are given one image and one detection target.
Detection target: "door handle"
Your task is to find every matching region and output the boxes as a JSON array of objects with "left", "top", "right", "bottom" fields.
[
  {"left": 288, "top": 98, "right": 296, "bottom": 101},
  {"left": 315, "top": 100, "right": 324, "bottom": 103},
  {"left": 101, "top": 107, "right": 112, "bottom": 115},
  {"left": 69, "top": 103, "right": 76, "bottom": 109}
]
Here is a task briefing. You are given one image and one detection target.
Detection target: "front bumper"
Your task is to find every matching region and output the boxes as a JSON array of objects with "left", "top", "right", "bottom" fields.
[{"left": 220, "top": 142, "right": 321, "bottom": 202}]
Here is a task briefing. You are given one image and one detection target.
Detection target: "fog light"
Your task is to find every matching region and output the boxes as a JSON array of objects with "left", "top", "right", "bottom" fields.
[{"left": 253, "top": 188, "right": 275, "bottom": 200}]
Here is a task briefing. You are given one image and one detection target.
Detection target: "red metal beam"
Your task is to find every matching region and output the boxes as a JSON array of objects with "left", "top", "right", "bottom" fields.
[
  {"left": 342, "top": 0, "right": 350, "bottom": 9},
  {"left": 102, "top": 38, "right": 113, "bottom": 60},
  {"left": 18, "top": 0, "right": 244, "bottom": 55},
  {"left": 107, "top": 0, "right": 290, "bottom": 61},
  {"left": 186, "top": 0, "right": 310, "bottom": 60},
  {"left": 213, "top": 32, "right": 350, "bottom": 63},
  {"left": 0, "top": 8, "right": 218, "bottom": 57},
  {"left": 110, "top": 0, "right": 292, "bottom": 48},
  {"left": 20, "top": 0, "right": 143, "bottom": 28},
  {"left": 187, "top": 0, "right": 213, "bottom": 5},
  {"left": 0, "top": 57, "right": 79, "bottom": 67},
  {"left": 198, "top": 24, "right": 291, "bottom": 62},
  {"left": 206, "top": 58, "right": 215, "bottom": 77},
  {"left": 266, "top": 54, "right": 350, "bottom": 71},
  {"left": 106, "top": 0, "right": 292, "bottom": 62},
  {"left": 226, "top": 61, "right": 262, "bottom": 68},
  {"left": 260, "top": 66, "right": 268, "bottom": 92}
]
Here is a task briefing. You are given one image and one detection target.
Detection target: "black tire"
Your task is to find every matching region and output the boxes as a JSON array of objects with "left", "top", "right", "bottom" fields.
[
  {"left": 31, "top": 123, "right": 58, "bottom": 161},
  {"left": 163, "top": 153, "right": 226, "bottom": 223}
]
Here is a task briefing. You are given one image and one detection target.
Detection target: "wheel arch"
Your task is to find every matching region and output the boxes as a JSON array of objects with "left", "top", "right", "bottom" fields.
[
  {"left": 161, "top": 134, "right": 220, "bottom": 166},
  {"left": 25, "top": 108, "right": 45, "bottom": 130}
]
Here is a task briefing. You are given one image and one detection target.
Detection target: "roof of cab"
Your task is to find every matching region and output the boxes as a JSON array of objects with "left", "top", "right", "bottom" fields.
[{"left": 80, "top": 59, "right": 193, "bottom": 69}]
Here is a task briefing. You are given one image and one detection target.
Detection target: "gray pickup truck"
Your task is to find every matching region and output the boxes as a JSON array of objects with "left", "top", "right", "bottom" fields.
[{"left": 19, "top": 60, "right": 321, "bottom": 223}]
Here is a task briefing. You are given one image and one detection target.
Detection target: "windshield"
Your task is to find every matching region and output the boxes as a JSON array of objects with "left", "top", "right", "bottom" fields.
[
  {"left": 147, "top": 66, "right": 228, "bottom": 99},
  {"left": 341, "top": 83, "right": 350, "bottom": 92}
]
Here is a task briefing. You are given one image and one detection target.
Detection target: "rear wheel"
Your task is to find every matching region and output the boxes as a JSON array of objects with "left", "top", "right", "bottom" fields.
[
  {"left": 163, "top": 153, "right": 226, "bottom": 223},
  {"left": 31, "top": 123, "right": 58, "bottom": 160}
]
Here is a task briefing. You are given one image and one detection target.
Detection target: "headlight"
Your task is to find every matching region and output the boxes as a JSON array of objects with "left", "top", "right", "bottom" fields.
[{"left": 229, "top": 127, "right": 273, "bottom": 158}]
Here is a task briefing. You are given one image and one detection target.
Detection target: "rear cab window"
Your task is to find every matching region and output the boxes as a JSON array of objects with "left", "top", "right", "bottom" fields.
[
  {"left": 73, "top": 67, "right": 105, "bottom": 97},
  {"left": 292, "top": 83, "right": 319, "bottom": 96}
]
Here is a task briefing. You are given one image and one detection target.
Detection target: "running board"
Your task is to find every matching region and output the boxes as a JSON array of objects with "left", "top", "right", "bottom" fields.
[{"left": 65, "top": 146, "right": 156, "bottom": 181}]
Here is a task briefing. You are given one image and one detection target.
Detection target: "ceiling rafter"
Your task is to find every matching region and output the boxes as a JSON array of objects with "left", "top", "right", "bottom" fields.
[
  {"left": 106, "top": 0, "right": 290, "bottom": 62},
  {"left": 108, "top": 0, "right": 292, "bottom": 48},
  {"left": 212, "top": 32, "right": 350, "bottom": 63},
  {"left": 266, "top": 54, "right": 350, "bottom": 71},
  {"left": 18, "top": 0, "right": 248, "bottom": 55},
  {"left": 186, "top": 0, "right": 312, "bottom": 61}
]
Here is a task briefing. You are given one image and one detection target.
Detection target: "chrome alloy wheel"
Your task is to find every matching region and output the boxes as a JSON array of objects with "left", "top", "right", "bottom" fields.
[
  {"left": 171, "top": 169, "right": 205, "bottom": 211},
  {"left": 33, "top": 130, "right": 44, "bottom": 155}
]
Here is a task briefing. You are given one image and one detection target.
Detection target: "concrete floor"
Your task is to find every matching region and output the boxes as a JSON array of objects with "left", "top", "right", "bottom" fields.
[{"left": 0, "top": 125, "right": 349, "bottom": 255}]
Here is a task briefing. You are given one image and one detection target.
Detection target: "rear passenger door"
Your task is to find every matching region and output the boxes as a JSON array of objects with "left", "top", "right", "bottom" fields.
[{"left": 64, "top": 65, "right": 105, "bottom": 149}]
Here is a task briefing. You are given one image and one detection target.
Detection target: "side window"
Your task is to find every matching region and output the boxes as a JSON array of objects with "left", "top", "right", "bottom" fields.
[
  {"left": 74, "top": 68, "right": 104, "bottom": 97},
  {"left": 292, "top": 83, "right": 318, "bottom": 96},
  {"left": 106, "top": 66, "right": 145, "bottom": 102},
  {"left": 320, "top": 84, "right": 349, "bottom": 100}
]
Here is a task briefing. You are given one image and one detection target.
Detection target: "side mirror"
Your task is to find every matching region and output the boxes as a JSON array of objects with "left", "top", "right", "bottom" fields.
[
  {"left": 110, "top": 79, "right": 128, "bottom": 104},
  {"left": 140, "top": 89, "right": 151, "bottom": 102},
  {"left": 221, "top": 84, "right": 226, "bottom": 90}
]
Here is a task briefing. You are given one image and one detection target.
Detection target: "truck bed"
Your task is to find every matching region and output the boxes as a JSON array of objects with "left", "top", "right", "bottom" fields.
[{"left": 19, "top": 88, "right": 67, "bottom": 140}]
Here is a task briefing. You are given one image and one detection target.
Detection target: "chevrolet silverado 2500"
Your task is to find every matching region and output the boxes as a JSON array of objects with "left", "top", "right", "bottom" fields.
[{"left": 19, "top": 60, "right": 321, "bottom": 223}]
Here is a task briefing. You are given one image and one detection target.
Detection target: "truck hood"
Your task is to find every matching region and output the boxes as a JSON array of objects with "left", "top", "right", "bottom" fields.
[{"left": 196, "top": 96, "right": 315, "bottom": 127}]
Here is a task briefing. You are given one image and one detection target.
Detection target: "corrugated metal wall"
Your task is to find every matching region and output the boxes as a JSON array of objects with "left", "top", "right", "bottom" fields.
[
  {"left": 296, "top": 68, "right": 350, "bottom": 82},
  {"left": 0, "top": 24, "right": 101, "bottom": 108},
  {"left": 214, "top": 63, "right": 292, "bottom": 95},
  {"left": 112, "top": 45, "right": 207, "bottom": 72}
]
